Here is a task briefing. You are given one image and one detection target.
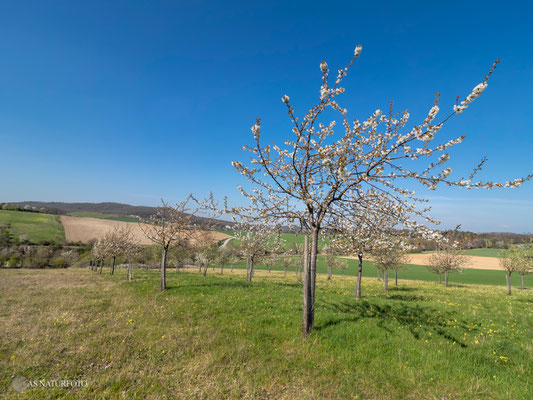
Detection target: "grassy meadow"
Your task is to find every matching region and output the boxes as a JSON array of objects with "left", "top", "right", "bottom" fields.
[
  {"left": 0, "top": 210, "right": 65, "bottom": 244},
  {"left": 462, "top": 249, "right": 503, "bottom": 258},
  {"left": 1, "top": 268, "right": 531, "bottom": 399}
]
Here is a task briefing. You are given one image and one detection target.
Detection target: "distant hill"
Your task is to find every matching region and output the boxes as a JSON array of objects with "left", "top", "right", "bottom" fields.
[
  {"left": 11, "top": 201, "right": 236, "bottom": 230},
  {"left": 12, "top": 201, "right": 158, "bottom": 218}
]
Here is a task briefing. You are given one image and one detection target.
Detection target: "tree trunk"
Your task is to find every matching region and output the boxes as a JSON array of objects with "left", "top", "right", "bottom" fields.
[
  {"left": 395, "top": 269, "right": 398, "bottom": 286},
  {"left": 220, "top": 265, "right": 224, "bottom": 274},
  {"left": 297, "top": 259, "right": 302, "bottom": 283},
  {"left": 302, "top": 234, "right": 312, "bottom": 335},
  {"left": 203, "top": 264, "right": 208, "bottom": 276},
  {"left": 247, "top": 259, "right": 255, "bottom": 282},
  {"left": 445, "top": 270, "right": 449, "bottom": 287},
  {"left": 246, "top": 258, "right": 250, "bottom": 280},
  {"left": 520, "top": 273, "right": 524, "bottom": 290},
  {"left": 231, "top": 264, "right": 234, "bottom": 273},
  {"left": 377, "top": 269, "right": 381, "bottom": 281},
  {"left": 198, "top": 263, "right": 202, "bottom": 273},
  {"left": 384, "top": 269, "right": 389, "bottom": 292},
  {"left": 160, "top": 247, "right": 167, "bottom": 291},
  {"left": 284, "top": 265, "right": 288, "bottom": 277},
  {"left": 303, "top": 230, "right": 318, "bottom": 336},
  {"left": 127, "top": 262, "right": 132, "bottom": 281},
  {"left": 356, "top": 252, "right": 363, "bottom": 300},
  {"left": 438, "top": 273, "right": 441, "bottom": 284},
  {"left": 110, "top": 256, "right": 116, "bottom": 275},
  {"left": 327, "top": 263, "right": 332, "bottom": 280},
  {"left": 310, "top": 231, "right": 318, "bottom": 306},
  {"left": 506, "top": 271, "right": 512, "bottom": 296},
  {"left": 98, "top": 259, "right": 104, "bottom": 274}
]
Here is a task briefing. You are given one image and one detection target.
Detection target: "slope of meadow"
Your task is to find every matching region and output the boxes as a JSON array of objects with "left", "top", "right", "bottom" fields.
[
  {"left": 1, "top": 268, "right": 531, "bottom": 399},
  {"left": 0, "top": 210, "right": 65, "bottom": 244}
]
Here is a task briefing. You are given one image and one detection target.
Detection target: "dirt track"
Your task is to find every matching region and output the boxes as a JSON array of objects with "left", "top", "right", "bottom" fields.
[
  {"left": 344, "top": 253, "right": 502, "bottom": 271},
  {"left": 61, "top": 216, "right": 231, "bottom": 245}
]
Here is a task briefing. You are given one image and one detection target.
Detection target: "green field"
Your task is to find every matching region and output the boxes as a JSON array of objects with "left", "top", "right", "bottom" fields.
[
  {"left": 461, "top": 248, "right": 503, "bottom": 258},
  {"left": 0, "top": 210, "right": 65, "bottom": 244},
  {"left": 69, "top": 212, "right": 140, "bottom": 223},
  {"left": 220, "top": 230, "right": 328, "bottom": 250},
  {"left": 227, "top": 255, "right": 529, "bottom": 288},
  {"left": 1, "top": 268, "right": 531, "bottom": 399}
]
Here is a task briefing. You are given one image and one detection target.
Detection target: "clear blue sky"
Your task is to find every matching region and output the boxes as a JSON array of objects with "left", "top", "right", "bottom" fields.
[{"left": 0, "top": 1, "right": 532, "bottom": 233}]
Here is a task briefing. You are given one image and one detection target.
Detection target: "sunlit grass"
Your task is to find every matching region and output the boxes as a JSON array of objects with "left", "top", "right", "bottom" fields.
[{"left": 1, "top": 268, "right": 531, "bottom": 399}]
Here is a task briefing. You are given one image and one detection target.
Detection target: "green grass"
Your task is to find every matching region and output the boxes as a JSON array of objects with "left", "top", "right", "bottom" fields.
[
  {"left": 218, "top": 230, "right": 328, "bottom": 250},
  {"left": 228, "top": 255, "right": 530, "bottom": 288},
  {"left": 0, "top": 210, "right": 65, "bottom": 244},
  {"left": 1, "top": 268, "right": 531, "bottom": 399},
  {"left": 69, "top": 212, "right": 140, "bottom": 223},
  {"left": 461, "top": 249, "right": 503, "bottom": 258}
]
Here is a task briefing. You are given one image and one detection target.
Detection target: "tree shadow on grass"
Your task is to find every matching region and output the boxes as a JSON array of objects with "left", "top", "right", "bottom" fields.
[
  {"left": 385, "top": 294, "right": 425, "bottom": 301},
  {"left": 165, "top": 280, "right": 252, "bottom": 292},
  {"left": 316, "top": 299, "right": 470, "bottom": 347},
  {"left": 386, "top": 286, "right": 417, "bottom": 292}
]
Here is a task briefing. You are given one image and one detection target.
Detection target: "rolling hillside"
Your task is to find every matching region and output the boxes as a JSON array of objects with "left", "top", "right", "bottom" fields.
[{"left": 0, "top": 210, "right": 65, "bottom": 244}]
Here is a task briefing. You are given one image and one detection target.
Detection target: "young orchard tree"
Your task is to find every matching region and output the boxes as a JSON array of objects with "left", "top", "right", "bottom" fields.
[
  {"left": 169, "top": 245, "right": 193, "bottom": 273},
  {"left": 101, "top": 225, "right": 136, "bottom": 276},
  {"left": 330, "top": 192, "right": 427, "bottom": 299},
  {"left": 194, "top": 239, "right": 219, "bottom": 276},
  {"left": 322, "top": 241, "right": 344, "bottom": 280},
  {"left": 499, "top": 247, "right": 523, "bottom": 295},
  {"left": 140, "top": 197, "right": 195, "bottom": 291},
  {"left": 116, "top": 226, "right": 141, "bottom": 281},
  {"left": 263, "top": 256, "right": 278, "bottom": 273},
  {"left": 189, "top": 193, "right": 226, "bottom": 276},
  {"left": 232, "top": 45, "right": 531, "bottom": 335},
  {"left": 426, "top": 262, "right": 447, "bottom": 284},
  {"left": 372, "top": 242, "right": 411, "bottom": 291},
  {"left": 215, "top": 247, "right": 234, "bottom": 274},
  {"left": 91, "top": 238, "right": 108, "bottom": 274},
  {"left": 233, "top": 222, "right": 284, "bottom": 282},
  {"left": 428, "top": 244, "right": 470, "bottom": 287},
  {"left": 280, "top": 255, "right": 297, "bottom": 277},
  {"left": 516, "top": 245, "right": 532, "bottom": 290}
]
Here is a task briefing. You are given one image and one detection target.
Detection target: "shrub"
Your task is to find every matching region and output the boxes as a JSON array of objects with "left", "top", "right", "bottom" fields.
[
  {"left": 51, "top": 257, "right": 68, "bottom": 268},
  {"left": 7, "top": 255, "right": 21, "bottom": 268}
]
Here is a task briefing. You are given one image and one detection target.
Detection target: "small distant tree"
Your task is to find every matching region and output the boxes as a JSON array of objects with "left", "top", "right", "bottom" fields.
[
  {"left": 426, "top": 262, "right": 446, "bottom": 284},
  {"left": 499, "top": 247, "right": 522, "bottom": 295},
  {"left": 428, "top": 244, "right": 470, "bottom": 287},
  {"left": 324, "top": 252, "right": 343, "bottom": 280},
  {"left": 516, "top": 245, "right": 533, "bottom": 290},
  {"left": 101, "top": 225, "right": 136, "bottom": 275},
  {"left": 140, "top": 197, "right": 195, "bottom": 291},
  {"left": 170, "top": 245, "right": 193, "bottom": 273},
  {"left": 215, "top": 247, "right": 234, "bottom": 274},
  {"left": 234, "top": 222, "right": 284, "bottom": 282},
  {"left": 91, "top": 238, "right": 108, "bottom": 274},
  {"left": 372, "top": 244, "right": 411, "bottom": 291},
  {"left": 192, "top": 228, "right": 221, "bottom": 276},
  {"left": 263, "top": 256, "right": 278, "bottom": 273},
  {"left": 280, "top": 255, "right": 297, "bottom": 277},
  {"left": 337, "top": 258, "right": 349, "bottom": 276}
]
